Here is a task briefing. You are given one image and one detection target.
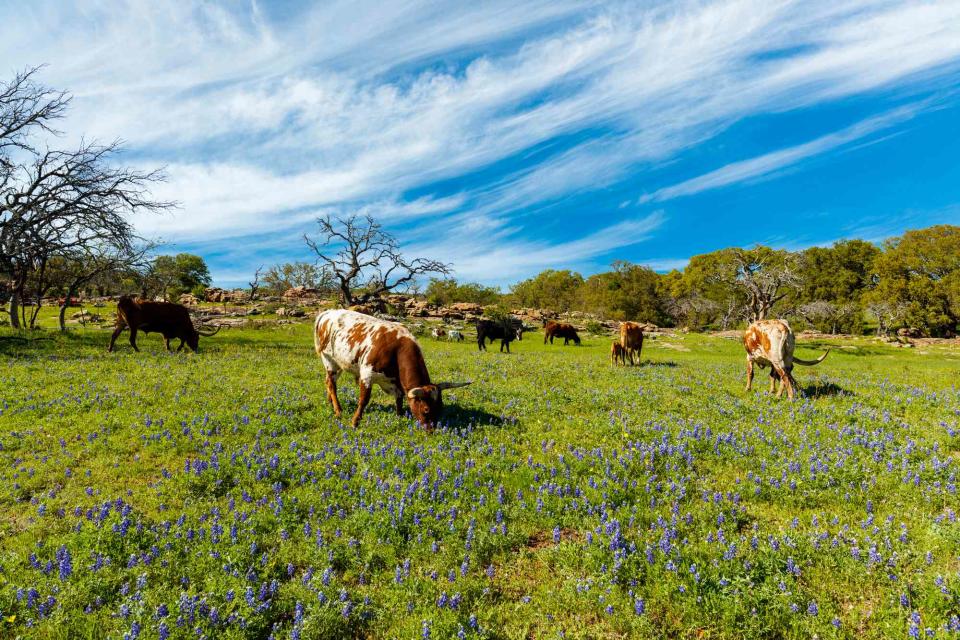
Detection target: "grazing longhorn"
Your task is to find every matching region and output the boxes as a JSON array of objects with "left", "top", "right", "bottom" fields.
[
  {"left": 108, "top": 296, "right": 220, "bottom": 353},
  {"left": 744, "top": 319, "right": 829, "bottom": 400},
  {"left": 476, "top": 318, "right": 523, "bottom": 352},
  {"left": 543, "top": 320, "right": 581, "bottom": 345},
  {"left": 619, "top": 321, "right": 645, "bottom": 365},
  {"left": 314, "top": 309, "right": 471, "bottom": 429}
]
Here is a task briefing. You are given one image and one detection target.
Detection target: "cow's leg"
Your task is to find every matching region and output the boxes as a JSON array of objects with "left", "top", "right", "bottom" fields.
[
  {"left": 128, "top": 327, "right": 140, "bottom": 352},
  {"left": 177, "top": 339, "right": 185, "bottom": 352},
  {"left": 164, "top": 336, "right": 172, "bottom": 351},
  {"left": 782, "top": 369, "right": 796, "bottom": 400},
  {"left": 395, "top": 392, "right": 404, "bottom": 416},
  {"left": 745, "top": 357, "right": 754, "bottom": 391},
  {"left": 324, "top": 369, "right": 342, "bottom": 418},
  {"left": 352, "top": 381, "right": 372, "bottom": 428},
  {"left": 108, "top": 324, "right": 125, "bottom": 352},
  {"left": 477, "top": 335, "right": 485, "bottom": 351},
  {"left": 768, "top": 368, "right": 778, "bottom": 394}
]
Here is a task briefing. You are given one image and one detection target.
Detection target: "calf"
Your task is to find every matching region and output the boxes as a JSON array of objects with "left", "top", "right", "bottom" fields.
[
  {"left": 476, "top": 318, "right": 523, "bottom": 353},
  {"left": 744, "top": 319, "right": 829, "bottom": 400},
  {"left": 619, "top": 321, "right": 645, "bottom": 365},
  {"left": 610, "top": 341, "right": 627, "bottom": 365},
  {"left": 448, "top": 330, "right": 464, "bottom": 342},
  {"left": 431, "top": 327, "right": 447, "bottom": 340},
  {"left": 108, "top": 296, "right": 219, "bottom": 353},
  {"left": 543, "top": 320, "right": 581, "bottom": 345},
  {"left": 315, "top": 309, "right": 470, "bottom": 428}
]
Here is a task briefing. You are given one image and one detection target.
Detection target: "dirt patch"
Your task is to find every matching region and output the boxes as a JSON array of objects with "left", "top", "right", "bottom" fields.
[{"left": 527, "top": 527, "right": 579, "bottom": 549}]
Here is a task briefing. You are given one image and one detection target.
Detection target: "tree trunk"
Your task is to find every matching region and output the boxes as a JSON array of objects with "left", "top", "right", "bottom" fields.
[
  {"left": 58, "top": 285, "right": 77, "bottom": 331},
  {"left": 8, "top": 290, "right": 20, "bottom": 329},
  {"left": 340, "top": 283, "right": 354, "bottom": 307}
]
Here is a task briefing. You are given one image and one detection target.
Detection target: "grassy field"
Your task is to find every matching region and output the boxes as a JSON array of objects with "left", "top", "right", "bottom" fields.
[{"left": 1, "top": 309, "right": 959, "bottom": 639}]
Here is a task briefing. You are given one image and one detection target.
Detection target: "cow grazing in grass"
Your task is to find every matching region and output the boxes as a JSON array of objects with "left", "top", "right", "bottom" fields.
[
  {"left": 744, "top": 319, "right": 829, "bottom": 400},
  {"left": 315, "top": 309, "right": 471, "bottom": 428},
  {"left": 476, "top": 317, "right": 523, "bottom": 353},
  {"left": 543, "top": 320, "right": 581, "bottom": 345},
  {"left": 611, "top": 341, "right": 627, "bottom": 365},
  {"left": 431, "top": 327, "right": 447, "bottom": 340},
  {"left": 619, "top": 321, "right": 645, "bottom": 365},
  {"left": 108, "top": 296, "right": 220, "bottom": 353},
  {"left": 448, "top": 330, "right": 464, "bottom": 342}
]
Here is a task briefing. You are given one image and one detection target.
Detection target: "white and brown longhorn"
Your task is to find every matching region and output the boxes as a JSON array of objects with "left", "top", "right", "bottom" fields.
[
  {"left": 743, "top": 319, "right": 829, "bottom": 400},
  {"left": 314, "top": 309, "right": 471, "bottom": 429}
]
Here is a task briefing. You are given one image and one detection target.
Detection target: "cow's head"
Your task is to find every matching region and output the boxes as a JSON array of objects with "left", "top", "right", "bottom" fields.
[
  {"left": 407, "top": 381, "right": 472, "bottom": 430},
  {"left": 191, "top": 319, "right": 221, "bottom": 352}
]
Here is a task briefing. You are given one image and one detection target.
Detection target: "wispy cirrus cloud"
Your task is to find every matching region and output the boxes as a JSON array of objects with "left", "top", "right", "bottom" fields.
[
  {"left": 636, "top": 102, "right": 928, "bottom": 204},
  {"left": 3, "top": 0, "right": 960, "bottom": 284}
]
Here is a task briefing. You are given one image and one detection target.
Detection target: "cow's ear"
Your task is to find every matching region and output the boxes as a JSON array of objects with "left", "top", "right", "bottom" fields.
[{"left": 437, "top": 381, "right": 472, "bottom": 390}]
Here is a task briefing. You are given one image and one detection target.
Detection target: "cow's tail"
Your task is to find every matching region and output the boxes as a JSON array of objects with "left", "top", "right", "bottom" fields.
[{"left": 794, "top": 349, "right": 830, "bottom": 366}]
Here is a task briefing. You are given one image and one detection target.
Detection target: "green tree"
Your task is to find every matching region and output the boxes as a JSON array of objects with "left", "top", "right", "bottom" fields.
[
  {"left": 579, "top": 261, "right": 667, "bottom": 323},
  {"left": 868, "top": 225, "right": 960, "bottom": 336},
  {"left": 261, "top": 262, "right": 329, "bottom": 296},
  {"left": 425, "top": 278, "right": 501, "bottom": 306},
  {"left": 150, "top": 253, "right": 211, "bottom": 299},
  {"left": 509, "top": 269, "right": 584, "bottom": 312}
]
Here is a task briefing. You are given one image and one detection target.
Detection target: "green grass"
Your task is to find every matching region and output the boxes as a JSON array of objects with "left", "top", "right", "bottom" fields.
[{"left": 1, "top": 310, "right": 959, "bottom": 639}]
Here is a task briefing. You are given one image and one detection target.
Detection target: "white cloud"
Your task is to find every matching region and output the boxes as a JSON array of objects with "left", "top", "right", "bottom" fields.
[{"left": 3, "top": 0, "right": 960, "bottom": 282}]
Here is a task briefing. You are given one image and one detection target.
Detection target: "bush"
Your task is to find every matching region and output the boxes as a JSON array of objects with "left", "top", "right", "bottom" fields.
[{"left": 585, "top": 320, "right": 605, "bottom": 335}]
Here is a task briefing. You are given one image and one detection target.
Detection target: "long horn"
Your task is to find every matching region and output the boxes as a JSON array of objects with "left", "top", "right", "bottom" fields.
[
  {"left": 437, "top": 381, "right": 472, "bottom": 390},
  {"left": 196, "top": 324, "right": 222, "bottom": 337},
  {"left": 794, "top": 348, "right": 829, "bottom": 366}
]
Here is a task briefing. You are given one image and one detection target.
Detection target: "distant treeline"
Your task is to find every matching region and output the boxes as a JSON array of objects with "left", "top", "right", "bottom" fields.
[{"left": 426, "top": 224, "right": 960, "bottom": 337}]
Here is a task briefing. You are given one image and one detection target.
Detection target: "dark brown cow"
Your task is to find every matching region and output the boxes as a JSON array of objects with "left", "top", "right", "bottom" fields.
[
  {"left": 314, "top": 309, "right": 471, "bottom": 429},
  {"left": 619, "top": 321, "right": 645, "bottom": 365},
  {"left": 108, "top": 296, "right": 219, "bottom": 353},
  {"left": 744, "top": 319, "right": 829, "bottom": 400},
  {"left": 543, "top": 320, "right": 581, "bottom": 345}
]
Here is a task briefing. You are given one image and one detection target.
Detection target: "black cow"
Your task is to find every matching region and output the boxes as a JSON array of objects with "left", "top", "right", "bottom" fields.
[{"left": 476, "top": 317, "right": 523, "bottom": 353}]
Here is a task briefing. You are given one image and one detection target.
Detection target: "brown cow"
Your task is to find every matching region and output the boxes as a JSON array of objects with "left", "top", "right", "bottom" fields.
[
  {"left": 619, "top": 321, "right": 645, "bottom": 365},
  {"left": 744, "top": 319, "right": 829, "bottom": 400},
  {"left": 314, "top": 309, "right": 471, "bottom": 429},
  {"left": 543, "top": 320, "right": 581, "bottom": 345},
  {"left": 108, "top": 296, "right": 219, "bottom": 353},
  {"left": 610, "top": 341, "right": 627, "bottom": 365}
]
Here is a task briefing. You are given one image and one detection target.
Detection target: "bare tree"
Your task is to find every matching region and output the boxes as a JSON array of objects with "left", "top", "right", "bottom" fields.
[
  {"left": 2, "top": 68, "right": 171, "bottom": 328},
  {"left": 248, "top": 265, "right": 264, "bottom": 301},
  {"left": 52, "top": 242, "right": 155, "bottom": 330},
  {"left": 664, "top": 293, "right": 721, "bottom": 329},
  {"left": 795, "top": 300, "right": 860, "bottom": 335},
  {"left": 2, "top": 140, "right": 172, "bottom": 327},
  {"left": 865, "top": 300, "right": 908, "bottom": 337},
  {"left": 709, "top": 248, "right": 803, "bottom": 322},
  {"left": 305, "top": 213, "right": 451, "bottom": 306},
  {"left": 0, "top": 66, "right": 69, "bottom": 171}
]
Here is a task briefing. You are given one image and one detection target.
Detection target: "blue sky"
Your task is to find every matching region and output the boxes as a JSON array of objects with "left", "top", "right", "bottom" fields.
[{"left": 3, "top": 0, "right": 960, "bottom": 287}]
